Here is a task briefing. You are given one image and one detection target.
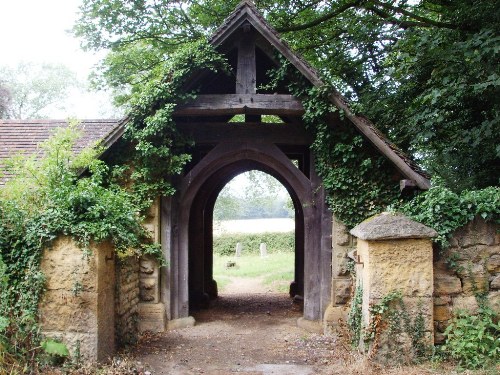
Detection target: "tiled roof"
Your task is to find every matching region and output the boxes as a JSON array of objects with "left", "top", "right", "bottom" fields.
[{"left": 0, "top": 119, "right": 119, "bottom": 183}]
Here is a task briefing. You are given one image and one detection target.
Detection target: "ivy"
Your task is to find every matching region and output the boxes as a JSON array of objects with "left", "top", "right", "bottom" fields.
[
  {"left": 115, "top": 39, "right": 230, "bottom": 212},
  {"left": 267, "top": 58, "right": 402, "bottom": 228},
  {"left": 393, "top": 184, "right": 500, "bottom": 249}
]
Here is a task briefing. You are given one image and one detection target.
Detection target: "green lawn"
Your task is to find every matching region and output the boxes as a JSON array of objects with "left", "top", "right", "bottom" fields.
[{"left": 213, "top": 253, "right": 294, "bottom": 293}]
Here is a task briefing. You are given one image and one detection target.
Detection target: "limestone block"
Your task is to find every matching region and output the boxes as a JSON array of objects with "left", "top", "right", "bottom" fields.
[
  {"left": 434, "top": 272, "right": 462, "bottom": 296},
  {"left": 333, "top": 278, "right": 352, "bottom": 305},
  {"left": 333, "top": 219, "right": 350, "bottom": 246},
  {"left": 462, "top": 276, "right": 489, "bottom": 295},
  {"left": 358, "top": 239, "right": 434, "bottom": 299},
  {"left": 323, "top": 304, "right": 348, "bottom": 336},
  {"left": 488, "top": 291, "right": 500, "bottom": 311},
  {"left": 138, "top": 303, "right": 166, "bottom": 333},
  {"left": 40, "top": 237, "right": 115, "bottom": 363},
  {"left": 434, "top": 296, "right": 451, "bottom": 306},
  {"left": 434, "top": 331, "right": 446, "bottom": 344},
  {"left": 140, "top": 256, "right": 158, "bottom": 276},
  {"left": 39, "top": 291, "right": 98, "bottom": 332},
  {"left": 350, "top": 212, "right": 437, "bottom": 241},
  {"left": 139, "top": 277, "right": 159, "bottom": 302},
  {"left": 42, "top": 331, "right": 98, "bottom": 362},
  {"left": 453, "top": 217, "right": 496, "bottom": 248},
  {"left": 486, "top": 254, "right": 500, "bottom": 273},
  {"left": 332, "top": 246, "right": 352, "bottom": 277},
  {"left": 491, "top": 274, "right": 500, "bottom": 289},
  {"left": 451, "top": 295, "right": 479, "bottom": 314},
  {"left": 456, "top": 262, "right": 486, "bottom": 278},
  {"left": 434, "top": 305, "right": 451, "bottom": 321},
  {"left": 454, "top": 245, "right": 490, "bottom": 262}
]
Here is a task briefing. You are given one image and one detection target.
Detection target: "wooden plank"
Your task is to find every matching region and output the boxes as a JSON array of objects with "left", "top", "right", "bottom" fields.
[
  {"left": 236, "top": 24, "right": 256, "bottom": 94},
  {"left": 174, "top": 94, "right": 304, "bottom": 116},
  {"left": 177, "top": 122, "right": 312, "bottom": 145}
]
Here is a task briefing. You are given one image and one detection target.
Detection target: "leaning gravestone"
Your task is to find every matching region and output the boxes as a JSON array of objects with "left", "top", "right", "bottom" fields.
[{"left": 235, "top": 242, "right": 242, "bottom": 257}]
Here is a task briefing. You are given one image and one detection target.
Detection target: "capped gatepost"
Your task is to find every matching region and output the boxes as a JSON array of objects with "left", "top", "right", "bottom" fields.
[{"left": 350, "top": 212, "right": 437, "bottom": 363}]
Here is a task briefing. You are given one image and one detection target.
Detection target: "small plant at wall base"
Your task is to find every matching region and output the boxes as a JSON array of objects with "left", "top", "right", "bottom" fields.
[
  {"left": 441, "top": 305, "right": 499, "bottom": 370},
  {"left": 362, "top": 290, "right": 430, "bottom": 364},
  {"left": 347, "top": 284, "right": 363, "bottom": 347}
]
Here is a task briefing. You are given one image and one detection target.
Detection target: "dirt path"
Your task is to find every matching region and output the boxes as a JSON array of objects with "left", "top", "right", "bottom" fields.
[{"left": 130, "top": 293, "right": 341, "bottom": 375}]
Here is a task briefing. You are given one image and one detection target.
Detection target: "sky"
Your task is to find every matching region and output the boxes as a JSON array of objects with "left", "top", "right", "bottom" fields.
[{"left": 0, "top": 0, "right": 117, "bottom": 118}]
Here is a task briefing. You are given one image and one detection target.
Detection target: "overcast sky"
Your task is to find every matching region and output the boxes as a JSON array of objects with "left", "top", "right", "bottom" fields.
[{"left": 0, "top": 0, "right": 118, "bottom": 118}]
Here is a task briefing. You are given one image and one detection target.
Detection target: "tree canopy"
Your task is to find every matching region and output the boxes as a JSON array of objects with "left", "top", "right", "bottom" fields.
[
  {"left": 74, "top": 0, "right": 499, "bottom": 191},
  {"left": 0, "top": 62, "right": 78, "bottom": 119}
]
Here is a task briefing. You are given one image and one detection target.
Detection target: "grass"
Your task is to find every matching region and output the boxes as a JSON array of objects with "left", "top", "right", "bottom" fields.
[{"left": 213, "top": 253, "right": 294, "bottom": 293}]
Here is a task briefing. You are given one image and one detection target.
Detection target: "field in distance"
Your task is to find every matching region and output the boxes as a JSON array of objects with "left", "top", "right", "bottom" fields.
[{"left": 213, "top": 218, "right": 294, "bottom": 235}]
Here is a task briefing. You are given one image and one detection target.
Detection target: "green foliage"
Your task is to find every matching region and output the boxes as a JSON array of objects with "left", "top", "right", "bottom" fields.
[
  {"left": 395, "top": 185, "right": 500, "bottom": 249},
  {"left": 441, "top": 306, "right": 500, "bottom": 369},
  {"left": 267, "top": 61, "right": 402, "bottom": 228},
  {"left": 0, "top": 62, "right": 78, "bottom": 119},
  {"left": 214, "top": 171, "right": 293, "bottom": 220},
  {"left": 347, "top": 284, "right": 363, "bottom": 347},
  {"left": 213, "top": 232, "right": 294, "bottom": 256},
  {"left": 75, "top": 0, "right": 499, "bottom": 191},
  {"left": 0, "top": 122, "right": 160, "bottom": 370},
  {"left": 213, "top": 253, "right": 294, "bottom": 292},
  {"left": 110, "top": 40, "right": 229, "bottom": 212},
  {"left": 41, "top": 339, "right": 70, "bottom": 357},
  {"left": 364, "top": 290, "right": 430, "bottom": 363}
]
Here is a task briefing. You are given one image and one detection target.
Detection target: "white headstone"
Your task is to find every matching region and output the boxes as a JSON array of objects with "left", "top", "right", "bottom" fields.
[
  {"left": 260, "top": 243, "right": 267, "bottom": 258},
  {"left": 235, "top": 242, "right": 242, "bottom": 257}
]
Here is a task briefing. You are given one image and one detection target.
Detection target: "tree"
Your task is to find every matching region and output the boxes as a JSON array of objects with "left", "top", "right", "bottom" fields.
[
  {"left": 74, "top": 0, "right": 500, "bottom": 190},
  {"left": 0, "top": 82, "right": 10, "bottom": 118},
  {"left": 213, "top": 171, "right": 293, "bottom": 220},
  {"left": 0, "top": 62, "right": 78, "bottom": 119}
]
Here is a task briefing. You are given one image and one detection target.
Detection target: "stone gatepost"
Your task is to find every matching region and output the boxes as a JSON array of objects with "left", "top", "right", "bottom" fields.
[
  {"left": 39, "top": 237, "right": 115, "bottom": 363},
  {"left": 350, "top": 212, "right": 437, "bottom": 363}
]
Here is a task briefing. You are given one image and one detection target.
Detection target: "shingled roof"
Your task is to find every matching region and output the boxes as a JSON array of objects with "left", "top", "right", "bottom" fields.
[{"left": 0, "top": 119, "right": 119, "bottom": 183}]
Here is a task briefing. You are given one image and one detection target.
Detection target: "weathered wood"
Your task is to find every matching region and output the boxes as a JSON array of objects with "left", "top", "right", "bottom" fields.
[
  {"left": 174, "top": 94, "right": 304, "bottom": 116},
  {"left": 236, "top": 24, "right": 256, "bottom": 95},
  {"left": 400, "top": 179, "right": 417, "bottom": 191},
  {"left": 176, "top": 122, "right": 312, "bottom": 145}
]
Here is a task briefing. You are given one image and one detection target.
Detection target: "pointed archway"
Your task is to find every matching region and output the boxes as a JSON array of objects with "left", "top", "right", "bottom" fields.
[{"left": 160, "top": 141, "right": 332, "bottom": 322}]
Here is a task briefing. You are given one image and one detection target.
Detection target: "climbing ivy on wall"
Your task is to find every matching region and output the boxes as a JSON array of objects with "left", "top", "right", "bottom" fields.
[
  {"left": 266, "top": 59, "right": 402, "bottom": 228},
  {"left": 112, "top": 40, "right": 230, "bottom": 212}
]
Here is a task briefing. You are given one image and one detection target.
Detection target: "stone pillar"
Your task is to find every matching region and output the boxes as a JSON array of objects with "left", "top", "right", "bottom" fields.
[
  {"left": 323, "top": 217, "right": 355, "bottom": 335},
  {"left": 350, "top": 212, "right": 437, "bottom": 363},
  {"left": 138, "top": 198, "right": 167, "bottom": 333},
  {"left": 39, "top": 237, "right": 115, "bottom": 363}
]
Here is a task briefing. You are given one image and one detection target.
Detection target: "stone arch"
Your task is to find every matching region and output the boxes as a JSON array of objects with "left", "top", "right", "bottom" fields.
[{"left": 167, "top": 140, "right": 327, "bottom": 322}]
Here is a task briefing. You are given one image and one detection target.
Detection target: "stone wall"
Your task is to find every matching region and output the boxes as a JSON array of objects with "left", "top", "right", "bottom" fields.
[
  {"left": 138, "top": 197, "right": 166, "bottom": 332},
  {"left": 115, "top": 257, "right": 140, "bottom": 347},
  {"left": 323, "top": 217, "right": 356, "bottom": 334},
  {"left": 433, "top": 217, "right": 500, "bottom": 343},
  {"left": 39, "top": 237, "right": 115, "bottom": 363}
]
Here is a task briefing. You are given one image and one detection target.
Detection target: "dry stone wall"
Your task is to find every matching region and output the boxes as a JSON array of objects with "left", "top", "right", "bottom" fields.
[
  {"left": 433, "top": 217, "right": 500, "bottom": 344},
  {"left": 115, "top": 257, "right": 140, "bottom": 347},
  {"left": 323, "top": 217, "right": 356, "bottom": 334},
  {"left": 138, "top": 198, "right": 166, "bottom": 332}
]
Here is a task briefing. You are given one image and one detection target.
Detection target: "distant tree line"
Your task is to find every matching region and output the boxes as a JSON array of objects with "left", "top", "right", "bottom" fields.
[{"left": 213, "top": 171, "right": 294, "bottom": 220}]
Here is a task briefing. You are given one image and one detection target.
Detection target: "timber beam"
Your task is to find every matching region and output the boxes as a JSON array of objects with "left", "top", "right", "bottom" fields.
[
  {"left": 176, "top": 122, "right": 312, "bottom": 145},
  {"left": 174, "top": 94, "right": 304, "bottom": 116}
]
